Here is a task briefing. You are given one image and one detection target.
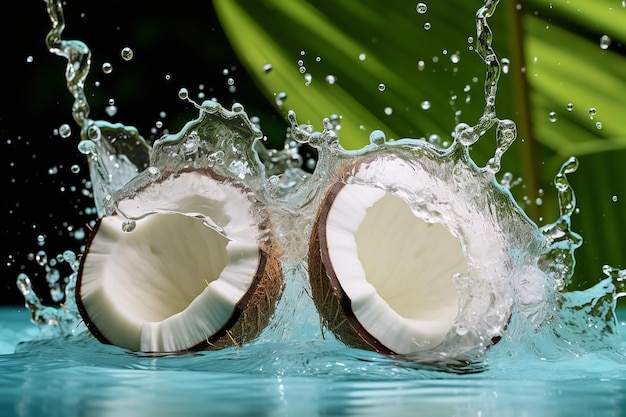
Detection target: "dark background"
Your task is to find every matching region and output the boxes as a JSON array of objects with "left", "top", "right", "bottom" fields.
[{"left": 2, "top": 1, "right": 287, "bottom": 305}]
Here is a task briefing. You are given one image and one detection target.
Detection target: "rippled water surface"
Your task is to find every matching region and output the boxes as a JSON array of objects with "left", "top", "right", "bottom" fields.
[{"left": 1, "top": 306, "right": 625, "bottom": 417}]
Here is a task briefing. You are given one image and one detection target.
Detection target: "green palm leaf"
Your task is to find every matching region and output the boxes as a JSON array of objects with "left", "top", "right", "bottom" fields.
[{"left": 213, "top": 0, "right": 626, "bottom": 290}]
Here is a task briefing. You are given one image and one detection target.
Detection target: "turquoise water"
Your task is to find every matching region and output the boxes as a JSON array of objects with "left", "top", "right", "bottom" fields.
[{"left": 1, "top": 306, "right": 624, "bottom": 417}]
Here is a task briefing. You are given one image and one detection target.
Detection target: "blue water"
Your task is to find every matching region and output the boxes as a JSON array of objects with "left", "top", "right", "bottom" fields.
[{"left": 1, "top": 306, "right": 624, "bottom": 417}]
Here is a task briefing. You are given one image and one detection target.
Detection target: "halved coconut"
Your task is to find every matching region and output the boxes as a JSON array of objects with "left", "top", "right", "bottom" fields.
[
  {"left": 77, "top": 168, "right": 283, "bottom": 353},
  {"left": 309, "top": 153, "right": 528, "bottom": 359}
]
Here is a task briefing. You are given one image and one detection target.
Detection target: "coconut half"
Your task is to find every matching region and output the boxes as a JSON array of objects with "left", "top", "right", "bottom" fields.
[
  {"left": 309, "top": 153, "right": 526, "bottom": 359},
  {"left": 77, "top": 168, "right": 283, "bottom": 353}
]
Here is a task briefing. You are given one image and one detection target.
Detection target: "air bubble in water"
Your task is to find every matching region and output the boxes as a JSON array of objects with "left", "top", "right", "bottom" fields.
[
  {"left": 120, "top": 47, "right": 134, "bottom": 61},
  {"left": 378, "top": 83, "right": 386, "bottom": 92},
  {"left": 416, "top": 3, "right": 428, "bottom": 14},
  {"left": 59, "top": 123, "right": 72, "bottom": 138},
  {"left": 600, "top": 35, "right": 611, "bottom": 50},
  {"left": 549, "top": 111, "right": 557, "bottom": 122},
  {"left": 102, "top": 62, "right": 113, "bottom": 74}
]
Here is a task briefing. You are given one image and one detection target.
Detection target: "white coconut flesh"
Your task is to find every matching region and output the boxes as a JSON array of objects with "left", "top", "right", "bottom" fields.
[
  {"left": 77, "top": 169, "right": 275, "bottom": 353},
  {"left": 322, "top": 183, "right": 467, "bottom": 355}
]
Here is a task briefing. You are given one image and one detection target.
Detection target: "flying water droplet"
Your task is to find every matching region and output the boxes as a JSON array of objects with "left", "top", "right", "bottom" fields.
[
  {"left": 420, "top": 100, "right": 431, "bottom": 110},
  {"left": 416, "top": 3, "right": 428, "bottom": 14},
  {"left": 589, "top": 107, "right": 597, "bottom": 119},
  {"left": 120, "top": 47, "right": 134, "bottom": 61},
  {"left": 178, "top": 88, "right": 189, "bottom": 100},
  {"left": 59, "top": 123, "right": 72, "bottom": 138},
  {"left": 102, "top": 62, "right": 113, "bottom": 74},
  {"left": 600, "top": 35, "right": 611, "bottom": 50},
  {"left": 566, "top": 103, "right": 574, "bottom": 112},
  {"left": 501, "top": 57, "right": 510, "bottom": 74},
  {"left": 262, "top": 63, "right": 273, "bottom": 73},
  {"left": 549, "top": 111, "right": 557, "bottom": 122}
]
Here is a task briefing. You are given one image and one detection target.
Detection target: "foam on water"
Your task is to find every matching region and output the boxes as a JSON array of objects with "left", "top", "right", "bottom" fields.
[{"left": 14, "top": 0, "right": 626, "bottom": 370}]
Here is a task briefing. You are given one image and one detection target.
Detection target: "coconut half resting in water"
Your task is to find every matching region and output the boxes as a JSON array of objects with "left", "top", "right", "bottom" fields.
[
  {"left": 76, "top": 168, "right": 283, "bottom": 353},
  {"left": 308, "top": 153, "right": 531, "bottom": 360}
]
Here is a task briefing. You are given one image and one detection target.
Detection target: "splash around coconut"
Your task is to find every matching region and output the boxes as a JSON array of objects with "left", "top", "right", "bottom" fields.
[{"left": 18, "top": 0, "right": 626, "bottom": 363}]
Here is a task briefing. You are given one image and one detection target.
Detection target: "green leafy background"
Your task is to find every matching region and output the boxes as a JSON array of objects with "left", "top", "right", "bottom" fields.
[{"left": 213, "top": 0, "right": 626, "bottom": 295}]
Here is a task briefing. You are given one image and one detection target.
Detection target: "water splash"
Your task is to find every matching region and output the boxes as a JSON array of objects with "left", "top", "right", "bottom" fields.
[{"left": 18, "top": 0, "right": 625, "bottom": 364}]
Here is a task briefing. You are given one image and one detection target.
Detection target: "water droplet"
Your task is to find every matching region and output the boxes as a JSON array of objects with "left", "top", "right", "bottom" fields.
[
  {"left": 102, "top": 62, "right": 113, "bottom": 74},
  {"left": 358, "top": 53, "right": 366, "bottom": 61},
  {"left": 231, "top": 102, "right": 244, "bottom": 113},
  {"left": 423, "top": 22, "right": 431, "bottom": 30},
  {"left": 421, "top": 100, "right": 431, "bottom": 110},
  {"left": 417, "top": 60, "right": 425, "bottom": 71},
  {"left": 450, "top": 53, "right": 460, "bottom": 64},
  {"left": 315, "top": 56, "right": 322, "bottom": 62},
  {"left": 276, "top": 91, "right": 287, "bottom": 107},
  {"left": 612, "top": 195, "right": 618, "bottom": 202},
  {"left": 121, "top": 219, "right": 136, "bottom": 233},
  {"left": 77, "top": 140, "right": 97, "bottom": 155},
  {"left": 501, "top": 57, "right": 510, "bottom": 74},
  {"left": 384, "top": 107, "right": 393, "bottom": 115},
  {"left": 369, "top": 130, "right": 386, "bottom": 145},
  {"left": 416, "top": 2, "right": 428, "bottom": 14},
  {"left": 596, "top": 122, "right": 603, "bottom": 130},
  {"left": 70, "top": 164, "right": 81, "bottom": 174},
  {"left": 262, "top": 63, "right": 273, "bottom": 73},
  {"left": 589, "top": 107, "right": 597, "bottom": 119},
  {"left": 87, "top": 124, "right": 101, "bottom": 140},
  {"left": 378, "top": 83, "right": 386, "bottom": 92},
  {"left": 58, "top": 123, "right": 72, "bottom": 138},
  {"left": 178, "top": 88, "right": 189, "bottom": 100},
  {"left": 35, "top": 250, "right": 48, "bottom": 266},
  {"left": 120, "top": 47, "right": 134, "bottom": 61},
  {"left": 467, "top": 36, "right": 474, "bottom": 44},
  {"left": 26, "top": 55, "right": 34, "bottom": 63},
  {"left": 455, "top": 123, "right": 478, "bottom": 146},
  {"left": 549, "top": 111, "right": 557, "bottom": 122},
  {"left": 325, "top": 75, "right": 336, "bottom": 84},
  {"left": 567, "top": 103, "right": 574, "bottom": 112},
  {"left": 600, "top": 35, "right": 611, "bottom": 50},
  {"left": 105, "top": 105, "right": 117, "bottom": 117}
]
